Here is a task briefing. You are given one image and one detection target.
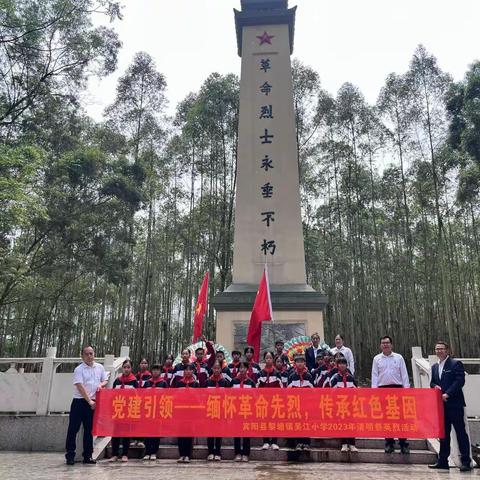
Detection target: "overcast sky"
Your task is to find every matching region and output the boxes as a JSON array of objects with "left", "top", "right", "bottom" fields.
[{"left": 85, "top": 0, "right": 480, "bottom": 120}]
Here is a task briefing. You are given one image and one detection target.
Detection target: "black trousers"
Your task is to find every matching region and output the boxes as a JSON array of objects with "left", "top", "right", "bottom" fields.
[
  {"left": 439, "top": 405, "right": 471, "bottom": 465},
  {"left": 207, "top": 437, "right": 222, "bottom": 455},
  {"left": 65, "top": 398, "right": 94, "bottom": 461},
  {"left": 111, "top": 437, "right": 130, "bottom": 457},
  {"left": 234, "top": 438, "right": 251, "bottom": 456},
  {"left": 379, "top": 385, "right": 408, "bottom": 448},
  {"left": 178, "top": 437, "right": 193, "bottom": 457},
  {"left": 263, "top": 437, "right": 278, "bottom": 444},
  {"left": 342, "top": 438, "right": 356, "bottom": 445},
  {"left": 145, "top": 437, "right": 160, "bottom": 455},
  {"left": 295, "top": 437, "right": 311, "bottom": 445}
]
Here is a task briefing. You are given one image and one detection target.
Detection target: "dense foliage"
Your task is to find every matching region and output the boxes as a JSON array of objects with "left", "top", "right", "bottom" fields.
[{"left": 1, "top": 2, "right": 478, "bottom": 378}]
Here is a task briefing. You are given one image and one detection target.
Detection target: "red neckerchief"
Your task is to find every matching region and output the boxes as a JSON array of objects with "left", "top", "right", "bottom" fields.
[
  {"left": 149, "top": 376, "right": 164, "bottom": 387},
  {"left": 210, "top": 374, "right": 223, "bottom": 387},
  {"left": 194, "top": 360, "right": 203, "bottom": 376},
  {"left": 231, "top": 361, "right": 240, "bottom": 377},
  {"left": 162, "top": 366, "right": 172, "bottom": 382},
  {"left": 137, "top": 370, "right": 152, "bottom": 380},
  {"left": 295, "top": 366, "right": 307, "bottom": 386},
  {"left": 183, "top": 376, "right": 195, "bottom": 387},
  {"left": 339, "top": 371, "right": 349, "bottom": 387},
  {"left": 119, "top": 373, "right": 136, "bottom": 388},
  {"left": 237, "top": 373, "right": 248, "bottom": 388}
]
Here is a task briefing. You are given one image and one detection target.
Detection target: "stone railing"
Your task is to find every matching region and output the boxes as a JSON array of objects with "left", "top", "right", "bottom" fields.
[{"left": 0, "top": 346, "right": 130, "bottom": 415}]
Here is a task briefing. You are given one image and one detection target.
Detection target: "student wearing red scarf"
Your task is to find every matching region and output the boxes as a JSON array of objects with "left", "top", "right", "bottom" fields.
[
  {"left": 244, "top": 347, "right": 261, "bottom": 383},
  {"left": 205, "top": 361, "right": 230, "bottom": 461},
  {"left": 314, "top": 351, "right": 334, "bottom": 387},
  {"left": 172, "top": 348, "right": 193, "bottom": 387},
  {"left": 136, "top": 358, "right": 152, "bottom": 387},
  {"left": 174, "top": 364, "right": 199, "bottom": 463},
  {"left": 228, "top": 350, "right": 242, "bottom": 379},
  {"left": 142, "top": 364, "right": 168, "bottom": 461},
  {"left": 257, "top": 351, "right": 282, "bottom": 451},
  {"left": 192, "top": 346, "right": 211, "bottom": 387},
  {"left": 330, "top": 357, "right": 358, "bottom": 453},
  {"left": 110, "top": 360, "right": 138, "bottom": 462},
  {"left": 215, "top": 350, "right": 233, "bottom": 383},
  {"left": 232, "top": 362, "right": 255, "bottom": 461},
  {"left": 161, "top": 354, "right": 174, "bottom": 386},
  {"left": 287, "top": 354, "right": 314, "bottom": 451},
  {"left": 275, "top": 356, "right": 289, "bottom": 387}
]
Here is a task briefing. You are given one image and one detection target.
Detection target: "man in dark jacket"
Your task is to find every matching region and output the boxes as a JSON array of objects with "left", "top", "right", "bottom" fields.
[
  {"left": 304, "top": 333, "right": 322, "bottom": 372},
  {"left": 428, "top": 341, "right": 472, "bottom": 472}
]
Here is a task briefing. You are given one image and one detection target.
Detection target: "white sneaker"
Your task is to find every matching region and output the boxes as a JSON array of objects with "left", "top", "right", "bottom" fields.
[
  {"left": 234, "top": 454, "right": 242, "bottom": 462},
  {"left": 349, "top": 445, "right": 358, "bottom": 453},
  {"left": 214, "top": 455, "right": 221, "bottom": 461},
  {"left": 295, "top": 443, "right": 303, "bottom": 451},
  {"left": 262, "top": 443, "right": 270, "bottom": 450},
  {"left": 150, "top": 454, "right": 157, "bottom": 460},
  {"left": 184, "top": 456, "right": 190, "bottom": 463},
  {"left": 177, "top": 456, "right": 185, "bottom": 463},
  {"left": 341, "top": 444, "right": 349, "bottom": 452},
  {"left": 142, "top": 454, "right": 150, "bottom": 460},
  {"left": 242, "top": 455, "right": 249, "bottom": 462},
  {"left": 207, "top": 454, "right": 214, "bottom": 461},
  {"left": 271, "top": 443, "right": 279, "bottom": 451},
  {"left": 137, "top": 442, "right": 145, "bottom": 449}
]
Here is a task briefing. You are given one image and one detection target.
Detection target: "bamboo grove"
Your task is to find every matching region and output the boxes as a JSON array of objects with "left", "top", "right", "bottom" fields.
[{"left": 1, "top": 2, "right": 479, "bottom": 379}]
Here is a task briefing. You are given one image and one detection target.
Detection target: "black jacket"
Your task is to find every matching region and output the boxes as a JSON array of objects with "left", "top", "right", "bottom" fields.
[
  {"left": 304, "top": 346, "right": 317, "bottom": 371},
  {"left": 430, "top": 357, "right": 466, "bottom": 408}
]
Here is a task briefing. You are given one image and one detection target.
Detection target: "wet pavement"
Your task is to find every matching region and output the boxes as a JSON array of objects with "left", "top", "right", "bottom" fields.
[{"left": 0, "top": 452, "right": 478, "bottom": 480}]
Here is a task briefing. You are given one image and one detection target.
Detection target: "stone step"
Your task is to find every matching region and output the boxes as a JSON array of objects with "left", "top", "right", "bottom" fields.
[
  {"left": 106, "top": 445, "right": 436, "bottom": 464},
  {"left": 147, "top": 437, "right": 429, "bottom": 450}
]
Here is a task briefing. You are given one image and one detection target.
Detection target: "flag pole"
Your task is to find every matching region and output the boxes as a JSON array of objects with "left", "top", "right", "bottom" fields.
[{"left": 264, "top": 261, "right": 275, "bottom": 354}]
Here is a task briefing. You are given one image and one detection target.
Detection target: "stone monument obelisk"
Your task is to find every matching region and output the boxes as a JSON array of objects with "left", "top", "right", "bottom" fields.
[{"left": 213, "top": 0, "right": 327, "bottom": 353}]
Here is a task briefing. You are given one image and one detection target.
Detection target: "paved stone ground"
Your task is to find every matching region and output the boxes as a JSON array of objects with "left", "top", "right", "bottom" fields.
[{"left": 0, "top": 453, "right": 478, "bottom": 480}]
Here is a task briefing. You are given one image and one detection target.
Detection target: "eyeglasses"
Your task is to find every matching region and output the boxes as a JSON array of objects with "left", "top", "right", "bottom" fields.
[{"left": 83, "top": 352, "right": 94, "bottom": 355}]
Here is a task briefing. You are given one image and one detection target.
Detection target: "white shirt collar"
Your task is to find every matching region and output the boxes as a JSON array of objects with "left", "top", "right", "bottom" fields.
[{"left": 438, "top": 355, "right": 449, "bottom": 365}]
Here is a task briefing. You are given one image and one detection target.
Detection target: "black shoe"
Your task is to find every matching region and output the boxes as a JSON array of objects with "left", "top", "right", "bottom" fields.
[
  {"left": 459, "top": 464, "right": 472, "bottom": 472},
  {"left": 400, "top": 446, "right": 410, "bottom": 455},
  {"left": 384, "top": 445, "right": 395, "bottom": 454},
  {"left": 66, "top": 459, "right": 75, "bottom": 466},
  {"left": 82, "top": 458, "right": 96, "bottom": 464},
  {"left": 428, "top": 463, "right": 449, "bottom": 470}
]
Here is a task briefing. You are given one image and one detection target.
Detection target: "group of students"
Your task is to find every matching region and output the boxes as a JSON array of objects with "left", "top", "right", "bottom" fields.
[{"left": 109, "top": 335, "right": 358, "bottom": 463}]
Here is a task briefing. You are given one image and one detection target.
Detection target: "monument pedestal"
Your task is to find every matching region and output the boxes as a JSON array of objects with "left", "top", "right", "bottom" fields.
[
  {"left": 214, "top": 284, "right": 327, "bottom": 353},
  {"left": 213, "top": 0, "right": 327, "bottom": 352}
]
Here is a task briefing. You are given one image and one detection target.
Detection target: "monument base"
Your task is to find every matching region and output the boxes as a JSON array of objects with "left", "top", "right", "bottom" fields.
[{"left": 213, "top": 284, "right": 327, "bottom": 353}]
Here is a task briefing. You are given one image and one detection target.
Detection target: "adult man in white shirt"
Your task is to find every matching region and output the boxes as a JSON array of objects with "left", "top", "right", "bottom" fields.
[
  {"left": 371, "top": 336, "right": 410, "bottom": 455},
  {"left": 331, "top": 334, "right": 355, "bottom": 375},
  {"left": 65, "top": 346, "right": 109, "bottom": 465}
]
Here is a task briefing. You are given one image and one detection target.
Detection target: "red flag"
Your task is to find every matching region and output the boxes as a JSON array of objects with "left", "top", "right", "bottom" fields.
[
  {"left": 247, "top": 266, "right": 273, "bottom": 362},
  {"left": 192, "top": 272, "right": 209, "bottom": 342}
]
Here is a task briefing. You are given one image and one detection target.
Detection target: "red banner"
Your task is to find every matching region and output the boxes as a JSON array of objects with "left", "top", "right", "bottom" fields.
[{"left": 93, "top": 388, "right": 444, "bottom": 438}]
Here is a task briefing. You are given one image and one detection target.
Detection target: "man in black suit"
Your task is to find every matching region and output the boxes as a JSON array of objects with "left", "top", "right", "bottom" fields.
[
  {"left": 429, "top": 341, "right": 472, "bottom": 472},
  {"left": 304, "top": 333, "right": 322, "bottom": 372}
]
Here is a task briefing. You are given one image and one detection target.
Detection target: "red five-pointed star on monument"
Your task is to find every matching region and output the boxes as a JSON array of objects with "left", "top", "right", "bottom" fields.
[{"left": 257, "top": 31, "right": 275, "bottom": 45}]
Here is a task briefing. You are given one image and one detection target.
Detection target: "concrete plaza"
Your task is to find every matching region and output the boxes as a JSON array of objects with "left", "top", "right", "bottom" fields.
[{"left": 0, "top": 453, "right": 477, "bottom": 480}]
